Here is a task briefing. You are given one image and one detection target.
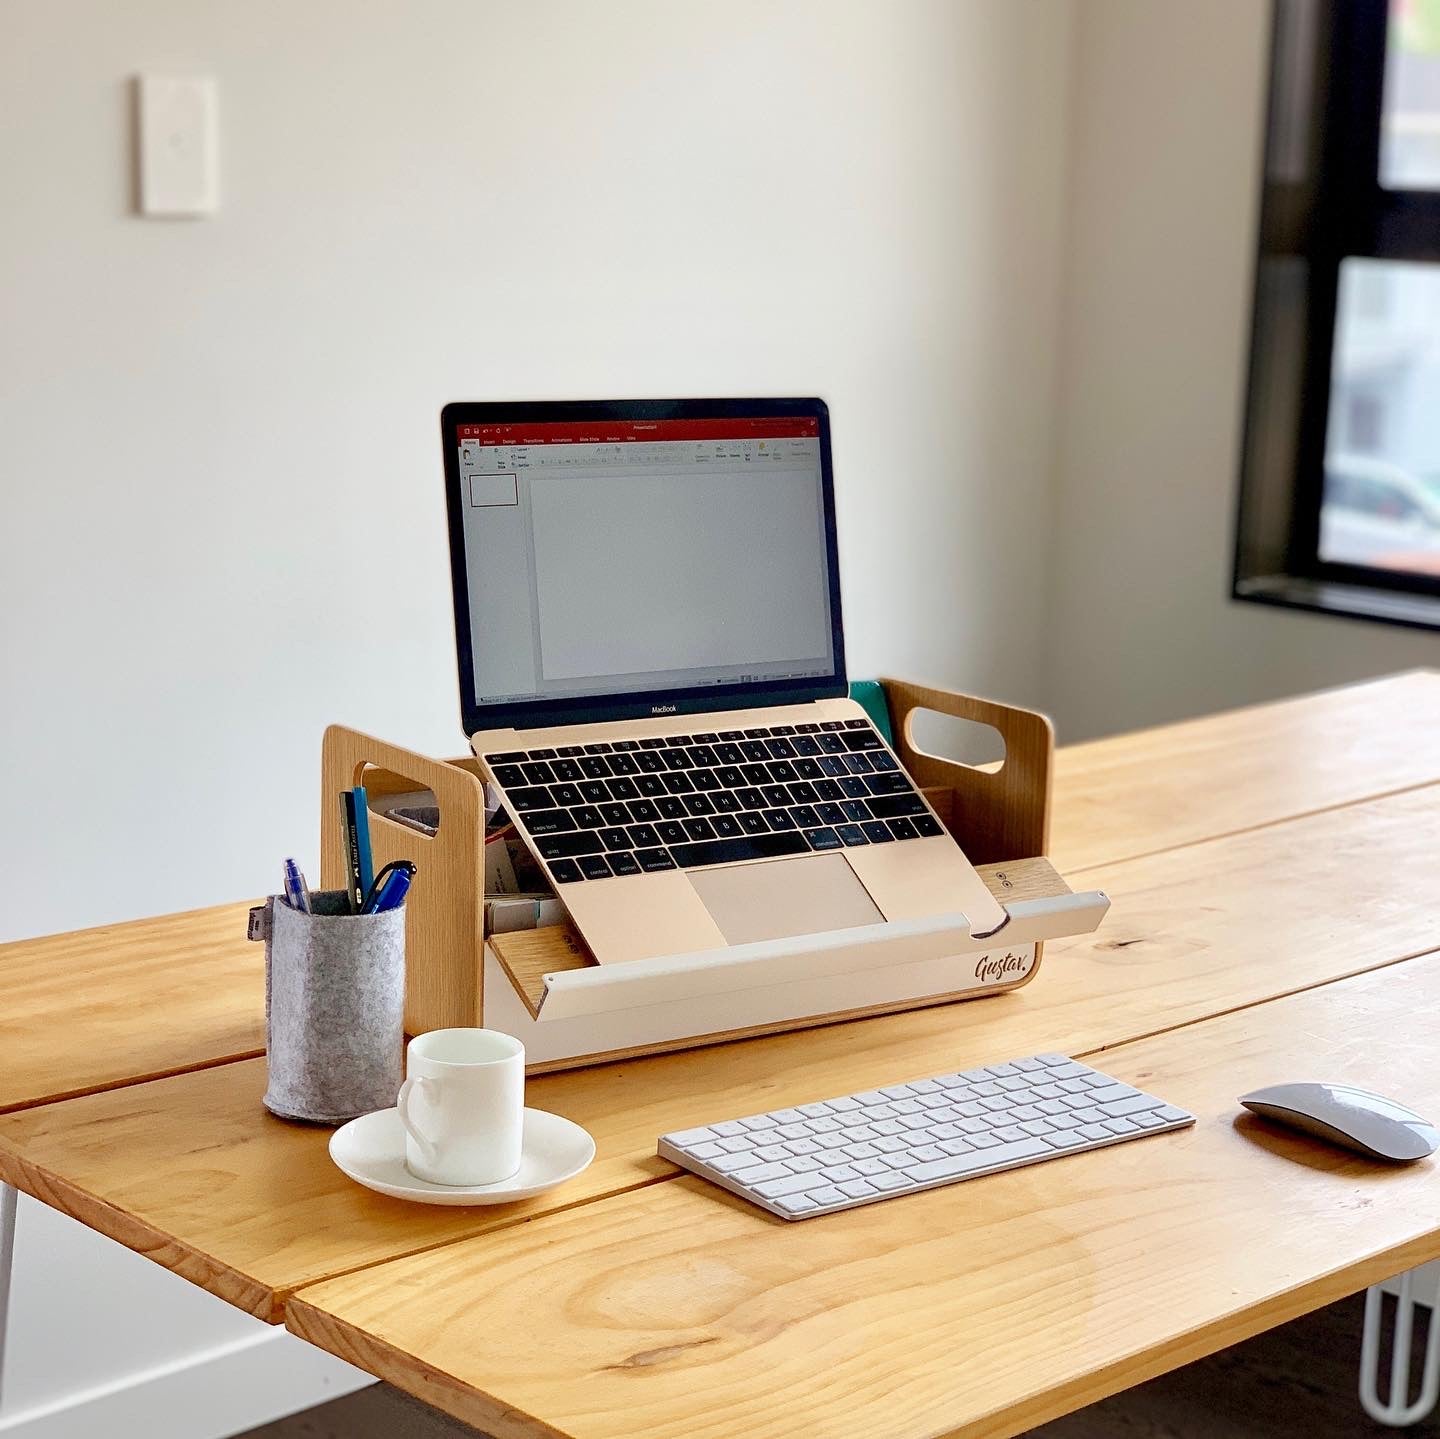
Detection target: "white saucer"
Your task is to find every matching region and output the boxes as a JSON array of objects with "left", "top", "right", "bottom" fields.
[{"left": 329, "top": 1107, "right": 595, "bottom": 1206}]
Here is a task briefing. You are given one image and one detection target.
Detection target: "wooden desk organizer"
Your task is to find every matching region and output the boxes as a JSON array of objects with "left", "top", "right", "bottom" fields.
[{"left": 320, "top": 679, "right": 1109, "bottom": 1073}]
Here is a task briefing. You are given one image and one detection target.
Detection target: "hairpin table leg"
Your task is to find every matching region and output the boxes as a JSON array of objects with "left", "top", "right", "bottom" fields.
[
  {"left": 0, "top": 1183, "right": 16, "bottom": 1415},
  {"left": 1360, "top": 1270, "right": 1440, "bottom": 1426}
]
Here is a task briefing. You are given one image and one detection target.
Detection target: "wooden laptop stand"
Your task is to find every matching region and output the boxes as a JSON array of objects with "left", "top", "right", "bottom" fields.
[{"left": 320, "top": 678, "right": 1108, "bottom": 1073}]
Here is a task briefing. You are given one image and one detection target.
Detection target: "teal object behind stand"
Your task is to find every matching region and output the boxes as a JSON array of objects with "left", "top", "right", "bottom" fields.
[{"left": 848, "top": 679, "right": 893, "bottom": 744}]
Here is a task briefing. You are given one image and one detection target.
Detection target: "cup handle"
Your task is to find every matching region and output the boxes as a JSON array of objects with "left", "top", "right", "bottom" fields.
[{"left": 397, "top": 1076, "right": 439, "bottom": 1167}]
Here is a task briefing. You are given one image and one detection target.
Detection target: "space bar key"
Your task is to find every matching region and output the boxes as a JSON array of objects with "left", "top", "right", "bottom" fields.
[
  {"left": 668, "top": 833, "right": 811, "bottom": 868},
  {"left": 906, "top": 1137, "right": 1051, "bottom": 1183}
]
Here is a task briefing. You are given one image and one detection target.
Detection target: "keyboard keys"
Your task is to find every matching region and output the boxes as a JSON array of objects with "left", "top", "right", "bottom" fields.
[
  {"left": 578, "top": 854, "right": 613, "bottom": 880},
  {"left": 536, "top": 830, "right": 603, "bottom": 859},
  {"left": 513, "top": 721, "right": 946, "bottom": 881},
  {"left": 525, "top": 809, "right": 576, "bottom": 835},
  {"left": 668, "top": 832, "right": 810, "bottom": 868},
  {"left": 866, "top": 772, "right": 914, "bottom": 796},
  {"left": 548, "top": 858, "right": 583, "bottom": 883},
  {"left": 660, "top": 1056, "right": 1195, "bottom": 1221},
  {"left": 869, "top": 793, "right": 927, "bottom": 819}
]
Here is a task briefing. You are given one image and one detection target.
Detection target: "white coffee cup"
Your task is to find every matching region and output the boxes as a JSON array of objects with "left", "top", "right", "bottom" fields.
[{"left": 396, "top": 1028, "right": 524, "bottom": 1185}]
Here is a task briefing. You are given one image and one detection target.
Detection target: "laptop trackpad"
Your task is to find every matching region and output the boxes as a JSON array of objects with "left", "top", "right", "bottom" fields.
[{"left": 688, "top": 853, "right": 884, "bottom": 946}]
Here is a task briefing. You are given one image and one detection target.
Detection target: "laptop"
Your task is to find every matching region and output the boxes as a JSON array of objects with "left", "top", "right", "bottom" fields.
[{"left": 442, "top": 398, "right": 1007, "bottom": 964}]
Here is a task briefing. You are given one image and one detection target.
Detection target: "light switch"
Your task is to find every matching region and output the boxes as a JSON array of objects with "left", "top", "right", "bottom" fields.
[{"left": 136, "top": 74, "right": 218, "bottom": 217}]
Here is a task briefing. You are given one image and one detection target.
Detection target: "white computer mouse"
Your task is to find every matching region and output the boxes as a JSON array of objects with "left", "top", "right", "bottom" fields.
[{"left": 1239, "top": 1082, "right": 1440, "bottom": 1162}]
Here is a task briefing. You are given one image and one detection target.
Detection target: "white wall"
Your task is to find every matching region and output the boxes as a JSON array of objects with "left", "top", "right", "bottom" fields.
[
  {"left": 0, "top": 3, "right": 1078, "bottom": 1434},
  {"left": 1044, "top": 0, "right": 1440, "bottom": 744},
  {"left": 1, "top": 0, "right": 1076, "bottom": 943}
]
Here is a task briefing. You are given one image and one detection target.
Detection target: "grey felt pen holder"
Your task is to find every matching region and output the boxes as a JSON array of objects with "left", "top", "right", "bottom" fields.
[{"left": 251, "top": 890, "right": 406, "bottom": 1124}]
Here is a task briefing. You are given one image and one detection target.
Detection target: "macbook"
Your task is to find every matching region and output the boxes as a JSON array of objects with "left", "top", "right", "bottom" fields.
[{"left": 442, "top": 398, "right": 1006, "bottom": 963}]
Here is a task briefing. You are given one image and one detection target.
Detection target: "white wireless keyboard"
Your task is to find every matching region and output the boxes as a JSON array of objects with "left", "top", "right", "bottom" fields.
[{"left": 658, "top": 1053, "right": 1195, "bottom": 1220}]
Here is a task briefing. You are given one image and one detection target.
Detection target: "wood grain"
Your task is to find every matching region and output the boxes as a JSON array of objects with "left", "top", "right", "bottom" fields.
[
  {"left": 1051, "top": 669, "right": 1440, "bottom": 873},
  {"left": 0, "top": 901, "right": 264, "bottom": 1113},
  {"left": 321, "top": 726, "right": 488, "bottom": 1035},
  {"left": 488, "top": 858, "right": 1074, "bottom": 1016},
  {"left": 884, "top": 677, "right": 1054, "bottom": 865},
  {"left": 4, "top": 785, "right": 1439, "bottom": 1321},
  {"left": 286, "top": 955, "right": 1440, "bottom": 1439}
]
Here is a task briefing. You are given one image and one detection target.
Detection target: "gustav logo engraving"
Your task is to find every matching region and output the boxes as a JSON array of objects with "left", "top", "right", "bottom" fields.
[{"left": 974, "top": 950, "right": 1033, "bottom": 984}]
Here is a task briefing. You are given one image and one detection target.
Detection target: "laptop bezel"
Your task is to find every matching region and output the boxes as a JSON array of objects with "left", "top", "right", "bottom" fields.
[{"left": 442, "top": 397, "right": 848, "bottom": 734}]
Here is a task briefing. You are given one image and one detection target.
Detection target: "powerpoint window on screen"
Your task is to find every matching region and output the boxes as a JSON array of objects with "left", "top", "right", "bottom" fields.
[{"left": 457, "top": 426, "right": 835, "bottom": 707}]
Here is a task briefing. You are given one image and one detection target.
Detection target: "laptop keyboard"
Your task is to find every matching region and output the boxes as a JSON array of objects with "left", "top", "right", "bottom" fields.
[{"left": 483, "top": 719, "right": 944, "bottom": 886}]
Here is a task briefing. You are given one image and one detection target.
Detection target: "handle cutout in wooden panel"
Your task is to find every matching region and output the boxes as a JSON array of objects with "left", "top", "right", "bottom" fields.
[
  {"left": 905, "top": 708, "right": 1006, "bottom": 771},
  {"left": 358, "top": 764, "right": 441, "bottom": 837}
]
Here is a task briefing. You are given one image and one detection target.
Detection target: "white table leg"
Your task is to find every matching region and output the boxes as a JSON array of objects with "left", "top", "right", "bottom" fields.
[
  {"left": 1360, "top": 1270, "right": 1440, "bottom": 1426},
  {"left": 0, "top": 1182, "right": 16, "bottom": 1415}
]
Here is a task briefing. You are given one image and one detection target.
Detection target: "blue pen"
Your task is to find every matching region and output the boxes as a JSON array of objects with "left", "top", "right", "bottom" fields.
[
  {"left": 282, "top": 857, "right": 312, "bottom": 913},
  {"left": 362, "top": 863, "right": 415, "bottom": 914}
]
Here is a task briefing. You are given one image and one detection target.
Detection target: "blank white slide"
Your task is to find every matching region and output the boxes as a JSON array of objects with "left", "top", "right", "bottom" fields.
[
  {"left": 469, "top": 473, "right": 519, "bottom": 506},
  {"left": 528, "top": 469, "right": 830, "bottom": 681}
]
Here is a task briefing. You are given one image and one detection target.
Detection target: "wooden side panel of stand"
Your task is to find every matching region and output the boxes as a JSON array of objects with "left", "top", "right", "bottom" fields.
[
  {"left": 320, "top": 726, "right": 488, "bottom": 1035},
  {"left": 882, "top": 677, "right": 1053, "bottom": 865},
  {"left": 490, "top": 856, "right": 1072, "bottom": 1018}
]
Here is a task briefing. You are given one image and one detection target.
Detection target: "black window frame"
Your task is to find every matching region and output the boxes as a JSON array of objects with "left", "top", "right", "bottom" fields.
[{"left": 1234, "top": 0, "right": 1440, "bottom": 631}]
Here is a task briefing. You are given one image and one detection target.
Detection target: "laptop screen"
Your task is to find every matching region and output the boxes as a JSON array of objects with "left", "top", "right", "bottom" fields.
[{"left": 443, "top": 400, "right": 846, "bottom": 732}]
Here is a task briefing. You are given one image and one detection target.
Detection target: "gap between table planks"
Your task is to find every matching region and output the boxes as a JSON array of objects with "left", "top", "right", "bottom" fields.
[
  {"left": 1049, "top": 668, "right": 1440, "bottom": 874},
  {"left": 2, "top": 782, "right": 1439, "bottom": 1321}
]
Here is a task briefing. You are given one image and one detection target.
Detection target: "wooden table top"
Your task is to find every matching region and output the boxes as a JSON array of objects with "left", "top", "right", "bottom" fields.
[
  {"left": 2, "top": 780, "right": 1437, "bottom": 1320},
  {"left": 3, "top": 671, "right": 1438, "bottom": 1436},
  {"left": 0, "top": 900, "right": 264, "bottom": 1114},
  {"left": 1049, "top": 668, "right": 1440, "bottom": 872},
  {"left": 287, "top": 955, "right": 1440, "bottom": 1439}
]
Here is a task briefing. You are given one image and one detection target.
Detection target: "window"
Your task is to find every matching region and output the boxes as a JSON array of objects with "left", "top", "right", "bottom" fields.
[{"left": 1234, "top": 0, "right": 1440, "bottom": 627}]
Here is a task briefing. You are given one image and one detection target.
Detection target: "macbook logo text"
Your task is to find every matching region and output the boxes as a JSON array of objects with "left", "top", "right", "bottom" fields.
[{"left": 651, "top": 704, "right": 678, "bottom": 714}]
